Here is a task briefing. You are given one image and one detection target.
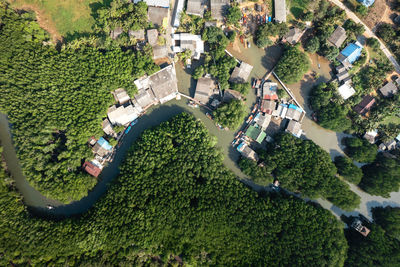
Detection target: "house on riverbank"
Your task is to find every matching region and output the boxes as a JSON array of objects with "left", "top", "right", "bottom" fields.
[
  {"left": 83, "top": 161, "right": 102, "bottom": 177},
  {"left": 328, "top": 26, "right": 347, "bottom": 48},
  {"left": 237, "top": 142, "right": 259, "bottom": 161},
  {"left": 354, "top": 95, "right": 375, "bottom": 116},
  {"left": 194, "top": 77, "right": 215, "bottom": 104},
  {"left": 172, "top": 33, "right": 204, "bottom": 60},
  {"left": 337, "top": 42, "right": 363, "bottom": 69},
  {"left": 229, "top": 61, "right": 253, "bottom": 83}
]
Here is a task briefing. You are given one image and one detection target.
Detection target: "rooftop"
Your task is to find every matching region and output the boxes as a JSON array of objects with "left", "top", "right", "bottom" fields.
[
  {"left": 194, "top": 77, "right": 214, "bottom": 104},
  {"left": 153, "top": 45, "right": 168, "bottom": 59},
  {"left": 148, "top": 64, "right": 179, "bottom": 103},
  {"left": 147, "top": 29, "right": 159, "bottom": 46},
  {"left": 229, "top": 62, "right": 253, "bottom": 83},
  {"left": 210, "top": 0, "right": 230, "bottom": 20},
  {"left": 172, "top": 33, "right": 204, "bottom": 59},
  {"left": 186, "top": 0, "right": 203, "bottom": 17},
  {"left": 327, "top": 26, "right": 347, "bottom": 48},
  {"left": 237, "top": 142, "right": 259, "bottom": 161},
  {"left": 83, "top": 161, "right": 102, "bottom": 177},
  {"left": 148, "top": 6, "right": 169, "bottom": 28},
  {"left": 133, "top": 0, "right": 169, "bottom": 8},
  {"left": 263, "top": 82, "right": 279, "bottom": 100},
  {"left": 379, "top": 81, "right": 398, "bottom": 97},
  {"left": 128, "top": 29, "right": 145, "bottom": 40},
  {"left": 274, "top": 0, "right": 286, "bottom": 23},
  {"left": 285, "top": 104, "right": 303, "bottom": 121},
  {"left": 135, "top": 88, "right": 156, "bottom": 109},
  {"left": 338, "top": 42, "right": 363, "bottom": 65},
  {"left": 108, "top": 104, "right": 141, "bottom": 126},
  {"left": 223, "top": 89, "right": 242, "bottom": 102},
  {"left": 284, "top": 28, "right": 302, "bottom": 45},
  {"left": 261, "top": 100, "right": 277, "bottom": 115},
  {"left": 286, "top": 120, "right": 302, "bottom": 138},
  {"left": 113, "top": 88, "right": 130, "bottom": 104},
  {"left": 337, "top": 83, "right": 356, "bottom": 100},
  {"left": 354, "top": 95, "right": 375, "bottom": 116},
  {"left": 245, "top": 125, "right": 266, "bottom": 144}
]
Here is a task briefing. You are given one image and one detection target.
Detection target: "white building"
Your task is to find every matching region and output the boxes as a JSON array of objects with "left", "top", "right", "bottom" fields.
[
  {"left": 172, "top": 33, "right": 204, "bottom": 60},
  {"left": 107, "top": 104, "right": 142, "bottom": 126},
  {"left": 337, "top": 83, "right": 356, "bottom": 100},
  {"left": 133, "top": 0, "right": 169, "bottom": 8},
  {"left": 172, "top": 0, "right": 185, "bottom": 27}
]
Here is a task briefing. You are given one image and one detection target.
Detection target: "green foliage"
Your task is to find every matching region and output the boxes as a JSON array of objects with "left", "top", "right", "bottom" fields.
[
  {"left": 318, "top": 102, "right": 352, "bottom": 132},
  {"left": 226, "top": 5, "right": 241, "bottom": 26},
  {"left": 372, "top": 206, "right": 400, "bottom": 239},
  {"left": 0, "top": 116, "right": 348, "bottom": 266},
  {"left": 213, "top": 99, "right": 247, "bottom": 129},
  {"left": 230, "top": 82, "right": 251, "bottom": 95},
  {"left": 356, "top": 5, "right": 368, "bottom": 16},
  {"left": 178, "top": 12, "right": 205, "bottom": 34},
  {"left": 113, "top": 125, "right": 125, "bottom": 133},
  {"left": 360, "top": 153, "right": 400, "bottom": 197},
  {"left": 378, "top": 123, "right": 400, "bottom": 142},
  {"left": 193, "top": 65, "right": 205, "bottom": 79},
  {"left": 255, "top": 23, "right": 288, "bottom": 47},
  {"left": 108, "top": 138, "right": 118, "bottom": 147},
  {"left": 343, "top": 19, "right": 365, "bottom": 38},
  {"left": 227, "top": 30, "right": 237, "bottom": 42},
  {"left": 345, "top": 224, "right": 400, "bottom": 266},
  {"left": 377, "top": 23, "right": 396, "bottom": 44},
  {"left": 344, "top": 137, "right": 378, "bottom": 163},
  {"left": 320, "top": 44, "right": 339, "bottom": 61},
  {"left": 352, "top": 61, "right": 393, "bottom": 94},
  {"left": 238, "top": 157, "right": 273, "bottom": 185},
  {"left": 367, "top": 37, "right": 380, "bottom": 50},
  {"left": 334, "top": 156, "right": 363, "bottom": 184},
  {"left": 260, "top": 133, "right": 360, "bottom": 210},
  {"left": 302, "top": 11, "right": 314, "bottom": 21},
  {"left": 277, "top": 88, "right": 289, "bottom": 99},
  {"left": 0, "top": 5, "right": 158, "bottom": 202},
  {"left": 274, "top": 45, "right": 310, "bottom": 84},
  {"left": 305, "top": 36, "right": 320, "bottom": 53}
]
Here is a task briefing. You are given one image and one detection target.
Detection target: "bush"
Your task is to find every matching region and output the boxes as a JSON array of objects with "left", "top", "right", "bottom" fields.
[
  {"left": 372, "top": 206, "right": 400, "bottom": 239},
  {"left": 367, "top": 38, "right": 380, "bottom": 50},
  {"left": 274, "top": 45, "right": 310, "bottom": 84},
  {"left": 344, "top": 137, "right": 377, "bottom": 163},
  {"left": 238, "top": 157, "right": 273, "bottom": 185},
  {"left": 213, "top": 99, "right": 247, "bottom": 129},
  {"left": 230, "top": 82, "right": 251, "bottom": 95},
  {"left": 318, "top": 102, "right": 351, "bottom": 132},
  {"left": 356, "top": 5, "right": 368, "bottom": 16},
  {"left": 305, "top": 36, "right": 320, "bottom": 53},
  {"left": 334, "top": 156, "right": 363, "bottom": 184}
]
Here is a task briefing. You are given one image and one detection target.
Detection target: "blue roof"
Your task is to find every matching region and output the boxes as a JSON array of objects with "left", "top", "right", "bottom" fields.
[
  {"left": 288, "top": 104, "right": 303, "bottom": 113},
  {"left": 98, "top": 137, "right": 113, "bottom": 150},
  {"left": 341, "top": 43, "right": 363, "bottom": 64},
  {"left": 358, "top": 0, "right": 374, "bottom": 7},
  {"left": 237, "top": 142, "right": 245, "bottom": 152}
]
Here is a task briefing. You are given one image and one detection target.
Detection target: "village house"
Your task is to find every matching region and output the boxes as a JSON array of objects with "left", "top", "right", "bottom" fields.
[
  {"left": 172, "top": 33, "right": 204, "bottom": 60},
  {"left": 108, "top": 104, "right": 142, "bottom": 126},
  {"left": 172, "top": 0, "right": 185, "bottom": 27},
  {"left": 351, "top": 218, "right": 370, "bottom": 237},
  {"left": 133, "top": 0, "right": 169, "bottom": 8},
  {"left": 152, "top": 45, "right": 168, "bottom": 60},
  {"left": 283, "top": 28, "right": 303, "bottom": 45},
  {"left": 254, "top": 113, "right": 272, "bottom": 130},
  {"left": 92, "top": 137, "right": 113, "bottom": 158},
  {"left": 337, "top": 70, "right": 349, "bottom": 82},
  {"left": 148, "top": 6, "right": 169, "bottom": 28},
  {"left": 83, "top": 161, "right": 102, "bottom": 177},
  {"left": 336, "top": 64, "right": 346, "bottom": 74},
  {"left": 286, "top": 120, "right": 302, "bottom": 138},
  {"left": 383, "top": 140, "right": 397, "bottom": 151},
  {"left": 263, "top": 82, "right": 279, "bottom": 100},
  {"left": 223, "top": 89, "right": 242, "bottom": 102},
  {"left": 128, "top": 29, "right": 145, "bottom": 40},
  {"left": 237, "top": 142, "right": 259, "bottom": 161},
  {"left": 358, "top": 0, "right": 375, "bottom": 7},
  {"left": 379, "top": 81, "right": 398, "bottom": 97},
  {"left": 147, "top": 29, "right": 159, "bottom": 46},
  {"left": 261, "top": 100, "right": 277, "bottom": 115},
  {"left": 363, "top": 129, "right": 378, "bottom": 144},
  {"left": 285, "top": 104, "right": 303, "bottom": 121},
  {"left": 194, "top": 76, "right": 215, "bottom": 104},
  {"left": 274, "top": 0, "right": 286, "bottom": 23},
  {"left": 102, "top": 118, "right": 117, "bottom": 138},
  {"left": 186, "top": 0, "right": 204, "bottom": 17},
  {"left": 337, "top": 83, "right": 356, "bottom": 100},
  {"left": 110, "top": 27, "right": 123, "bottom": 40},
  {"left": 327, "top": 26, "right": 347, "bottom": 48},
  {"left": 245, "top": 124, "right": 266, "bottom": 144},
  {"left": 229, "top": 61, "right": 253, "bottom": 83},
  {"left": 353, "top": 95, "right": 376, "bottom": 116},
  {"left": 134, "top": 87, "right": 157, "bottom": 109},
  {"left": 337, "top": 41, "right": 363, "bottom": 69},
  {"left": 113, "top": 88, "right": 130, "bottom": 105},
  {"left": 210, "top": 0, "right": 230, "bottom": 20}
]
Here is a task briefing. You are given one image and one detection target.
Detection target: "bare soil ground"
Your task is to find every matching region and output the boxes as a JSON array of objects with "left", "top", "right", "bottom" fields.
[{"left": 364, "top": 0, "right": 388, "bottom": 29}]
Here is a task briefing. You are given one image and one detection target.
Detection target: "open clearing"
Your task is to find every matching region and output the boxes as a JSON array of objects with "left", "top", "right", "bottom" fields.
[{"left": 9, "top": 0, "right": 98, "bottom": 41}]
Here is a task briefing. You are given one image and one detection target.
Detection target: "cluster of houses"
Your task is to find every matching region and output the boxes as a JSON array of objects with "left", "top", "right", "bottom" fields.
[
  {"left": 83, "top": 64, "right": 180, "bottom": 177},
  {"left": 363, "top": 129, "right": 400, "bottom": 152}
]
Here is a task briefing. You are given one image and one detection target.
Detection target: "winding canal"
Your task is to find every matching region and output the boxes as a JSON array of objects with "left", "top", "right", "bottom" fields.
[{"left": 1, "top": 41, "right": 399, "bottom": 220}]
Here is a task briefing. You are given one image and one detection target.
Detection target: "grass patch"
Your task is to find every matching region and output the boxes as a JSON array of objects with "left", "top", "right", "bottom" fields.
[
  {"left": 382, "top": 115, "right": 400, "bottom": 125},
  {"left": 288, "top": 0, "right": 309, "bottom": 19},
  {"left": 10, "top": 0, "right": 98, "bottom": 36}
]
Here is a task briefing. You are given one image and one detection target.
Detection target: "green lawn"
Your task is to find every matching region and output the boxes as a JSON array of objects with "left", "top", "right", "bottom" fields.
[
  {"left": 381, "top": 115, "right": 400, "bottom": 125},
  {"left": 288, "top": 0, "right": 310, "bottom": 19},
  {"left": 10, "top": 0, "right": 99, "bottom": 37}
]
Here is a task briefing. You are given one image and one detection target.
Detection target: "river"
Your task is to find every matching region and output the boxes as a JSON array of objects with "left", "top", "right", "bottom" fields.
[{"left": 1, "top": 41, "right": 400, "bottom": 220}]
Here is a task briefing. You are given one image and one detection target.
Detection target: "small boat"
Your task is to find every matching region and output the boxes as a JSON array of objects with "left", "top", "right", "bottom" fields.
[
  {"left": 187, "top": 100, "right": 199, "bottom": 108},
  {"left": 255, "top": 79, "right": 261, "bottom": 89},
  {"left": 247, "top": 41, "right": 251, "bottom": 48},
  {"left": 251, "top": 105, "right": 258, "bottom": 114},
  {"left": 125, "top": 126, "right": 132, "bottom": 134},
  {"left": 246, "top": 115, "right": 253, "bottom": 123},
  {"left": 47, "top": 205, "right": 54, "bottom": 210},
  {"left": 318, "top": 63, "right": 321, "bottom": 69},
  {"left": 216, "top": 123, "right": 224, "bottom": 130},
  {"left": 252, "top": 79, "right": 256, "bottom": 88},
  {"left": 130, "top": 119, "right": 138, "bottom": 126},
  {"left": 206, "top": 112, "right": 213, "bottom": 120}
]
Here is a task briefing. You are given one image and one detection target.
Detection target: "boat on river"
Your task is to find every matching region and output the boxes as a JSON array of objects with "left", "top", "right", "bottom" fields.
[
  {"left": 206, "top": 112, "right": 213, "bottom": 120},
  {"left": 187, "top": 100, "right": 199, "bottom": 108}
]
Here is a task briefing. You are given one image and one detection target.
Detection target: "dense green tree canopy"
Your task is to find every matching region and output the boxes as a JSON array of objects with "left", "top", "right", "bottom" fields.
[
  {"left": 0, "top": 115, "right": 348, "bottom": 265},
  {"left": 238, "top": 157, "right": 273, "bottom": 185},
  {"left": 226, "top": 5, "right": 242, "bottom": 26},
  {"left": 318, "top": 102, "right": 352, "bottom": 132},
  {"left": 255, "top": 23, "right": 288, "bottom": 47},
  {"left": 305, "top": 36, "right": 320, "bottom": 53},
  {"left": 213, "top": 99, "right": 247, "bottom": 129},
  {"left": 372, "top": 206, "right": 400, "bottom": 239},
  {"left": 0, "top": 4, "right": 158, "bottom": 202},
  {"left": 343, "top": 137, "right": 378, "bottom": 163},
  {"left": 334, "top": 156, "right": 363, "bottom": 184},
  {"left": 260, "top": 133, "right": 360, "bottom": 210},
  {"left": 274, "top": 45, "right": 310, "bottom": 84},
  {"left": 360, "top": 153, "right": 400, "bottom": 197}
]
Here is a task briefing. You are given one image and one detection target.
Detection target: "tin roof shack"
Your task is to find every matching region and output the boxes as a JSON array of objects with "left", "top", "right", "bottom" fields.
[
  {"left": 147, "top": 29, "right": 159, "bottom": 46},
  {"left": 384, "top": 140, "right": 397, "bottom": 150},
  {"left": 254, "top": 113, "right": 272, "bottom": 130},
  {"left": 186, "top": 0, "right": 204, "bottom": 17},
  {"left": 92, "top": 137, "right": 113, "bottom": 157},
  {"left": 229, "top": 62, "right": 253, "bottom": 83},
  {"left": 210, "top": 0, "right": 230, "bottom": 20},
  {"left": 337, "top": 83, "right": 356, "bottom": 100},
  {"left": 285, "top": 104, "right": 303, "bottom": 121},
  {"left": 337, "top": 70, "right": 350, "bottom": 82},
  {"left": 353, "top": 95, "right": 376, "bottom": 116},
  {"left": 152, "top": 45, "right": 168, "bottom": 60},
  {"left": 351, "top": 218, "right": 371, "bottom": 237},
  {"left": 283, "top": 28, "right": 303, "bottom": 45},
  {"left": 274, "top": 0, "right": 286, "bottom": 23},
  {"left": 148, "top": 6, "right": 169, "bottom": 28},
  {"left": 148, "top": 64, "right": 179, "bottom": 103},
  {"left": 133, "top": 0, "right": 169, "bottom": 8},
  {"left": 358, "top": 0, "right": 375, "bottom": 7},
  {"left": 261, "top": 100, "right": 277, "bottom": 115},
  {"left": 102, "top": 118, "right": 117, "bottom": 138},
  {"left": 363, "top": 129, "right": 378, "bottom": 144},
  {"left": 83, "top": 161, "right": 102, "bottom": 177},
  {"left": 223, "top": 89, "right": 242, "bottom": 102},
  {"left": 108, "top": 104, "right": 142, "bottom": 126},
  {"left": 237, "top": 142, "right": 259, "bottom": 161},
  {"left": 172, "top": 0, "right": 185, "bottom": 27},
  {"left": 129, "top": 29, "right": 145, "bottom": 40},
  {"left": 134, "top": 88, "right": 157, "bottom": 109},
  {"left": 285, "top": 120, "right": 302, "bottom": 138},
  {"left": 113, "top": 88, "right": 130, "bottom": 105},
  {"left": 245, "top": 125, "right": 266, "bottom": 144},
  {"left": 172, "top": 33, "right": 204, "bottom": 60},
  {"left": 379, "top": 81, "right": 398, "bottom": 97},
  {"left": 263, "top": 82, "right": 279, "bottom": 100},
  {"left": 327, "top": 26, "right": 347, "bottom": 48},
  {"left": 194, "top": 77, "right": 214, "bottom": 104},
  {"left": 337, "top": 42, "right": 363, "bottom": 70}
]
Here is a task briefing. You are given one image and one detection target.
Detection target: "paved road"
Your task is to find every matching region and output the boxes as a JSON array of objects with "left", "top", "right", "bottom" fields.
[{"left": 329, "top": 0, "right": 400, "bottom": 73}]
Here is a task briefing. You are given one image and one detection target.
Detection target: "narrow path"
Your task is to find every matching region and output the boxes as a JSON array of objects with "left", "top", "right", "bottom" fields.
[{"left": 328, "top": 0, "right": 400, "bottom": 73}]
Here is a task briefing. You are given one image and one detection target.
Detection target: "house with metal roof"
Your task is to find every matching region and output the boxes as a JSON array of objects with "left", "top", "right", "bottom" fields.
[
  {"left": 210, "top": 0, "right": 229, "bottom": 20},
  {"left": 147, "top": 29, "right": 159, "bottom": 46},
  {"left": 186, "top": 0, "right": 204, "bottom": 17},
  {"left": 102, "top": 118, "right": 117, "bottom": 138},
  {"left": 358, "top": 0, "right": 375, "bottom": 7},
  {"left": 133, "top": 0, "right": 170, "bottom": 8},
  {"left": 134, "top": 88, "right": 157, "bottom": 109},
  {"left": 245, "top": 125, "right": 266, "bottom": 144},
  {"left": 83, "top": 161, "right": 102, "bottom": 177},
  {"left": 194, "top": 77, "right": 214, "bottom": 104},
  {"left": 379, "top": 81, "right": 398, "bottom": 97},
  {"left": 129, "top": 29, "right": 145, "bottom": 40},
  {"left": 327, "top": 26, "right": 347, "bottom": 48},
  {"left": 223, "top": 89, "right": 242, "bottom": 102},
  {"left": 337, "top": 42, "right": 363, "bottom": 69},
  {"left": 261, "top": 100, "right": 277, "bottom": 115},
  {"left": 283, "top": 28, "right": 302, "bottom": 45},
  {"left": 337, "top": 70, "right": 349, "bottom": 82},
  {"left": 285, "top": 120, "right": 302, "bottom": 138},
  {"left": 172, "top": 0, "right": 185, "bottom": 27},
  {"left": 92, "top": 137, "right": 113, "bottom": 157},
  {"left": 148, "top": 6, "right": 169, "bottom": 28},
  {"left": 285, "top": 104, "right": 303, "bottom": 121},
  {"left": 148, "top": 64, "right": 179, "bottom": 103},
  {"left": 337, "top": 83, "right": 356, "bottom": 100},
  {"left": 113, "top": 88, "right": 130, "bottom": 105},
  {"left": 262, "top": 82, "right": 279, "bottom": 100},
  {"left": 353, "top": 95, "right": 376, "bottom": 116},
  {"left": 110, "top": 27, "right": 123, "bottom": 40},
  {"left": 153, "top": 45, "right": 168, "bottom": 59},
  {"left": 172, "top": 33, "right": 204, "bottom": 60},
  {"left": 254, "top": 113, "right": 272, "bottom": 130},
  {"left": 363, "top": 129, "right": 378, "bottom": 144},
  {"left": 108, "top": 104, "right": 142, "bottom": 126},
  {"left": 274, "top": 0, "right": 286, "bottom": 23},
  {"left": 237, "top": 142, "right": 259, "bottom": 161},
  {"left": 229, "top": 62, "right": 253, "bottom": 83}
]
